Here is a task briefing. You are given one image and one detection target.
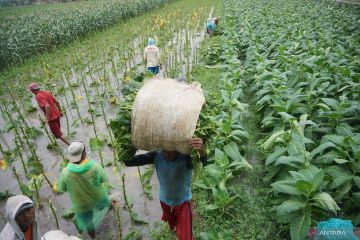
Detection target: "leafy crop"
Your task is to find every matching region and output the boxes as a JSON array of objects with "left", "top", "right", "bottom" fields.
[
  {"left": 222, "top": 0, "right": 360, "bottom": 238},
  {"left": 0, "top": 0, "right": 174, "bottom": 69}
]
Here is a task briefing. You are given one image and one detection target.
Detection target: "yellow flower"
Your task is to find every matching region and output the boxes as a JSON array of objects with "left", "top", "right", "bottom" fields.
[
  {"left": 0, "top": 159, "right": 7, "bottom": 170},
  {"left": 76, "top": 95, "right": 83, "bottom": 101},
  {"left": 124, "top": 76, "right": 131, "bottom": 83},
  {"left": 159, "top": 19, "right": 165, "bottom": 29},
  {"left": 52, "top": 181, "right": 58, "bottom": 193},
  {"left": 110, "top": 97, "right": 118, "bottom": 105}
]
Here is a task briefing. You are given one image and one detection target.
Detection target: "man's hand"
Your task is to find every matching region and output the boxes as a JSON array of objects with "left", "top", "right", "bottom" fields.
[{"left": 189, "top": 138, "right": 207, "bottom": 156}]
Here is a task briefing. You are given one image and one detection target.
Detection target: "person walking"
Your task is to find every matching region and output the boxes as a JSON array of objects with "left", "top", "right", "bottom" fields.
[
  {"left": 206, "top": 17, "right": 220, "bottom": 37},
  {"left": 57, "top": 141, "right": 115, "bottom": 239},
  {"left": 28, "top": 83, "right": 69, "bottom": 146},
  {"left": 143, "top": 38, "right": 162, "bottom": 74},
  {"left": 0, "top": 195, "right": 41, "bottom": 240},
  {"left": 124, "top": 138, "right": 207, "bottom": 240}
]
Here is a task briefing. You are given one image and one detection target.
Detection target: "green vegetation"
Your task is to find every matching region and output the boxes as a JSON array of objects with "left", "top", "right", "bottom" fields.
[
  {"left": 0, "top": 0, "right": 359, "bottom": 239},
  {"left": 0, "top": 0, "right": 174, "bottom": 69}
]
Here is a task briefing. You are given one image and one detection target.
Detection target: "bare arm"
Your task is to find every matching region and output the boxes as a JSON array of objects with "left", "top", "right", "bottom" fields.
[
  {"left": 55, "top": 100, "right": 63, "bottom": 116},
  {"left": 45, "top": 104, "right": 51, "bottom": 121}
]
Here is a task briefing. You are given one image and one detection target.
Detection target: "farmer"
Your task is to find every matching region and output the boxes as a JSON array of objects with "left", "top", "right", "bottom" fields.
[
  {"left": 206, "top": 17, "right": 220, "bottom": 37},
  {"left": 124, "top": 138, "right": 207, "bottom": 240},
  {"left": 28, "top": 83, "right": 70, "bottom": 146},
  {"left": 57, "top": 141, "right": 116, "bottom": 239},
  {"left": 143, "top": 38, "right": 162, "bottom": 74},
  {"left": 0, "top": 195, "right": 41, "bottom": 240}
]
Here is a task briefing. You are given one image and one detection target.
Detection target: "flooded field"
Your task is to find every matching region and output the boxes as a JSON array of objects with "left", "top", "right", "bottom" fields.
[{"left": 0, "top": 11, "right": 209, "bottom": 238}]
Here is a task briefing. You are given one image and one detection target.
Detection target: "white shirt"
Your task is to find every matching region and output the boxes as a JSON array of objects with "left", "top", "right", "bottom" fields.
[{"left": 144, "top": 45, "right": 161, "bottom": 67}]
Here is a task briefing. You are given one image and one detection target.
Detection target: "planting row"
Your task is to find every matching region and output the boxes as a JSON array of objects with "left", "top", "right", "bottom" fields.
[
  {"left": 0, "top": 0, "right": 174, "bottom": 69},
  {"left": 222, "top": 0, "right": 360, "bottom": 239}
]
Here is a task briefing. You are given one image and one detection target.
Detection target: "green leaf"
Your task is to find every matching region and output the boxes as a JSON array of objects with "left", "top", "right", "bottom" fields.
[
  {"left": 204, "top": 204, "right": 219, "bottom": 211},
  {"left": 311, "top": 170, "right": 324, "bottom": 192},
  {"left": 271, "top": 180, "right": 300, "bottom": 195},
  {"left": 290, "top": 212, "right": 311, "bottom": 240},
  {"left": 278, "top": 112, "right": 296, "bottom": 121},
  {"left": 310, "top": 142, "right": 336, "bottom": 158},
  {"left": 354, "top": 176, "right": 360, "bottom": 189},
  {"left": 265, "top": 147, "right": 287, "bottom": 165},
  {"left": 263, "top": 130, "right": 286, "bottom": 150},
  {"left": 329, "top": 175, "right": 353, "bottom": 189},
  {"left": 321, "top": 98, "right": 339, "bottom": 110},
  {"left": 275, "top": 155, "right": 305, "bottom": 167},
  {"left": 222, "top": 118, "right": 232, "bottom": 134},
  {"left": 274, "top": 198, "right": 306, "bottom": 217},
  {"left": 20, "top": 183, "right": 33, "bottom": 198},
  {"left": 311, "top": 192, "right": 340, "bottom": 213},
  {"left": 223, "top": 142, "right": 253, "bottom": 170},
  {"left": 334, "top": 158, "right": 349, "bottom": 164},
  {"left": 89, "top": 138, "right": 104, "bottom": 151},
  {"left": 223, "top": 142, "right": 241, "bottom": 162},
  {"left": 335, "top": 181, "right": 352, "bottom": 199},
  {"left": 295, "top": 180, "right": 313, "bottom": 196},
  {"left": 215, "top": 148, "right": 229, "bottom": 167},
  {"left": 353, "top": 213, "right": 360, "bottom": 226}
]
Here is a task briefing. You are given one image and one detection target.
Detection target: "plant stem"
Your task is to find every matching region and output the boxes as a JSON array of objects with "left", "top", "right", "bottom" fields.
[{"left": 49, "top": 199, "right": 60, "bottom": 229}]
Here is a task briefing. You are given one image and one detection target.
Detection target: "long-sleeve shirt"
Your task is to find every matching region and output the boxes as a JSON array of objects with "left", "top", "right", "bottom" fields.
[
  {"left": 125, "top": 151, "right": 207, "bottom": 207},
  {"left": 143, "top": 45, "right": 161, "bottom": 67}
]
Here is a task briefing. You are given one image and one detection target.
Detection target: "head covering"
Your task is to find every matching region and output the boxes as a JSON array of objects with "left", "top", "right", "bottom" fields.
[
  {"left": 15, "top": 203, "right": 34, "bottom": 217},
  {"left": 0, "top": 195, "right": 41, "bottom": 240},
  {"left": 41, "top": 230, "right": 81, "bottom": 240},
  {"left": 68, "top": 141, "right": 85, "bottom": 163},
  {"left": 28, "top": 83, "right": 41, "bottom": 91},
  {"left": 148, "top": 38, "right": 156, "bottom": 46}
]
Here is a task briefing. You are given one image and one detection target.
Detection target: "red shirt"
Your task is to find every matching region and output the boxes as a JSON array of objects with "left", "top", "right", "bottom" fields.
[{"left": 35, "top": 91, "right": 60, "bottom": 121}]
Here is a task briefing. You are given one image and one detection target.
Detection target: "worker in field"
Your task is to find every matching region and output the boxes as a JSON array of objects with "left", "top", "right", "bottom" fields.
[
  {"left": 144, "top": 38, "right": 162, "bottom": 74},
  {"left": 206, "top": 17, "right": 220, "bottom": 37},
  {"left": 57, "top": 141, "right": 116, "bottom": 239},
  {"left": 28, "top": 83, "right": 70, "bottom": 146},
  {"left": 0, "top": 195, "right": 41, "bottom": 240},
  {"left": 124, "top": 137, "right": 208, "bottom": 240}
]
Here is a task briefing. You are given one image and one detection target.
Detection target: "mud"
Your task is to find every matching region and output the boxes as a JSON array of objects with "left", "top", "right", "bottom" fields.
[{"left": 0, "top": 23, "right": 207, "bottom": 239}]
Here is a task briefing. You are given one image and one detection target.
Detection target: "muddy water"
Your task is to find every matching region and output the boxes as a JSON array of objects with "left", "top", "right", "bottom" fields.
[{"left": 0, "top": 23, "right": 207, "bottom": 239}]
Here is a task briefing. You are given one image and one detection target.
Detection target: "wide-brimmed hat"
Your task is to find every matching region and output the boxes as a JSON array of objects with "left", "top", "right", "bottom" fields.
[
  {"left": 68, "top": 141, "right": 85, "bottom": 163},
  {"left": 28, "top": 83, "right": 41, "bottom": 91}
]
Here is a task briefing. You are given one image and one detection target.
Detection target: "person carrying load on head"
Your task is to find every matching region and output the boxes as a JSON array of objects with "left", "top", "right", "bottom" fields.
[
  {"left": 0, "top": 195, "right": 41, "bottom": 240},
  {"left": 124, "top": 138, "right": 208, "bottom": 240},
  {"left": 57, "top": 141, "right": 116, "bottom": 239},
  {"left": 28, "top": 83, "right": 70, "bottom": 146},
  {"left": 206, "top": 17, "right": 220, "bottom": 37},
  {"left": 144, "top": 38, "right": 162, "bottom": 74}
]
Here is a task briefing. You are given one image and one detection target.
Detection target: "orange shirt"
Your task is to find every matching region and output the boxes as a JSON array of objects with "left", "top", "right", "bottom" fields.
[
  {"left": 35, "top": 91, "right": 60, "bottom": 121},
  {"left": 25, "top": 224, "right": 32, "bottom": 240}
]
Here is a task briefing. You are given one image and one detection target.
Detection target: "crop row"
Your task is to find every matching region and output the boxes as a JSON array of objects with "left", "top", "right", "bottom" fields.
[
  {"left": 220, "top": 0, "right": 360, "bottom": 239},
  {"left": 0, "top": 0, "right": 174, "bottom": 69}
]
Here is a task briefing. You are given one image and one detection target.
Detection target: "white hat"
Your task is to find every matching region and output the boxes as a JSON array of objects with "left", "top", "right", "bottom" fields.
[
  {"left": 68, "top": 141, "right": 85, "bottom": 163},
  {"left": 41, "top": 230, "right": 81, "bottom": 240}
]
